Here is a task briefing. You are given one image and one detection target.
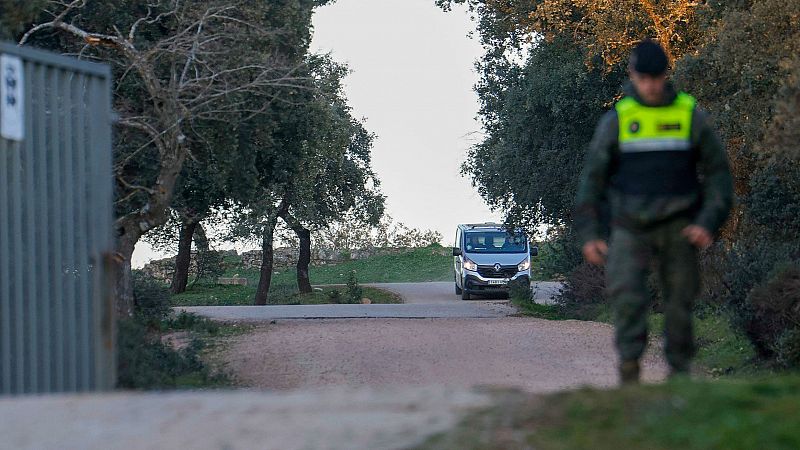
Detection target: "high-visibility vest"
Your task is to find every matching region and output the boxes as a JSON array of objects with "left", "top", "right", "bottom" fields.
[{"left": 612, "top": 92, "right": 700, "bottom": 195}]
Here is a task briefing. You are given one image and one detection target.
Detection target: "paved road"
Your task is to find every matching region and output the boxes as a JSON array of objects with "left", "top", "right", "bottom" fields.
[
  {"left": 178, "top": 281, "right": 563, "bottom": 320},
  {"left": 366, "top": 280, "right": 562, "bottom": 304}
]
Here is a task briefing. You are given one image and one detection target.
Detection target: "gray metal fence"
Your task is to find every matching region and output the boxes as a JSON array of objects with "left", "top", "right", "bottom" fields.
[{"left": 0, "top": 42, "right": 115, "bottom": 395}]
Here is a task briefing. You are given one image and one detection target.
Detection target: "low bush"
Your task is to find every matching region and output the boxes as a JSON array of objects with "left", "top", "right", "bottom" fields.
[
  {"left": 119, "top": 273, "right": 221, "bottom": 389},
  {"left": 326, "top": 289, "right": 343, "bottom": 304},
  {"left": 168, "top": 311, "right": 220, "bottom": 335},
  {"left": 745, "top": 265, "right": 800, "bottom": 368},
  {"left": 132, "top": 271, "right": 171, "bottom": 329},
  {"left": 508, "top": 277, "right": 532, "bottom": 302},
  {"left": 345, "top": 270, "right": 363, "bottom": 304},
  {"left": 556, "top": 262, "right": 608, "bottom": 321},
  {"left": 117, "top": 318, "right": 212, "bottom": 389}
]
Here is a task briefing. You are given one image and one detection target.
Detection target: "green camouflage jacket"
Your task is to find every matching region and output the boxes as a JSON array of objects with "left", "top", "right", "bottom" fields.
[{"left": 574, "top": 82, "right": 734, "bottom": 244}]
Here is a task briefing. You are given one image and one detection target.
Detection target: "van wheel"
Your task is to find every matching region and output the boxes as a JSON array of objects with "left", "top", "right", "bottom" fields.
[
  {"left": 455, "top": 283, "right": 462, "bottom": 295},
  {"left": 461, "top": 289, "right": 471, "bottom": 300}
]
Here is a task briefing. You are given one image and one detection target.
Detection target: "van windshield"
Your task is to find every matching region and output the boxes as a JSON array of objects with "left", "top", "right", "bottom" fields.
[{"left": 463, "top": 231, "right": 527, "bottom": 254}]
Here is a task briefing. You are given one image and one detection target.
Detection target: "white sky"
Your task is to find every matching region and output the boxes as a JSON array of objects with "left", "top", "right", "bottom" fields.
[{"left": 132, "top": 0, "right": 496, "bottom": 268}]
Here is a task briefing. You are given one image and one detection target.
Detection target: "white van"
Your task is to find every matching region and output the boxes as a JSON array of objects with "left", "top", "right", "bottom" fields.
[{"left": 452, "top": 223, "right": 537, "bottom": 300}]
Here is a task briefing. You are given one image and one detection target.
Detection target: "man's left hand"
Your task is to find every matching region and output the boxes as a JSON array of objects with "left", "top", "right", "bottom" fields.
[{"left": 682, "top": 225, "right": 713, "bottom": 249}]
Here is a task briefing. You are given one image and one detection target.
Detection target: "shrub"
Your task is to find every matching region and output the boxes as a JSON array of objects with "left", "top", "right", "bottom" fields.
[
  {"left": 509, "top": 277, "right": 532, "bottom": 302},
  {"left": 534, "top": 230, "right": 583, "bottom": 281},
  {"left": 117, "top": 318, "right": 211, "bottom": 389},
  {"left": 168, "top": 311, "right": 220, "bottom": 335},
  {"left": 132, "top": 271, "right": 171, "bottom": 328},
  {"left": 326, "top": 289, "right": 343, "bottom": 304},
  {"left": 556, "top": 263, "right": 607, "bottom": 321},
  {"left": 346, "top": 270, "right": 363, "bottom": 304},
  {"left": 194, "top": 250, "right": 225, "bottom": 283},
  {"left": 744, "top": 265, "right": 800, "bottom": 368},
  {"left": 118, "top": 273, "right": 218, "bottom": 389}
]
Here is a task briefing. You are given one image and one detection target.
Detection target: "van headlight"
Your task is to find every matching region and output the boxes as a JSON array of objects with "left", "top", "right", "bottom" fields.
[
  {"left": 463, "top": 258, "right": 478, "bottom": 271},
  {"left": 517, "top": 259, "right": 531, "bottom": 272}
]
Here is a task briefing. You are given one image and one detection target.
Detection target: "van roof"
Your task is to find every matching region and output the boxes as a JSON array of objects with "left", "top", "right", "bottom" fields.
[{"left": 459, "top": 223, "right": 520, "bottom": 231}]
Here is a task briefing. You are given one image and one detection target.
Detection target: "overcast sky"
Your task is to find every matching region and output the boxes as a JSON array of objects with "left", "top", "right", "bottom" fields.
[
  {"left": 132, "top": 0, "right": 496, "bottom": 267},
  {"left": 310, "top": 0, "right": 497, "bottom": 234}
]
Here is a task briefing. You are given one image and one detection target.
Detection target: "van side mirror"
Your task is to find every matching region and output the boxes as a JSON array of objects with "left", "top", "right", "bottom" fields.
[
  {"left": 530, "top": 246, "right": 539, "bottom": 257},
  {"left": 452, "top": 247, "right": 462, "bottom": 256}
]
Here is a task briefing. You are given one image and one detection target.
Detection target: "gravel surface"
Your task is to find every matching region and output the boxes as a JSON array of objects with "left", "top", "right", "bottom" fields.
[
  {"left": 0, "top": 387, "right": 492, "bottom": 450},
  {"left": 225, "top": 317, "right": 668, "bottom": 393}
]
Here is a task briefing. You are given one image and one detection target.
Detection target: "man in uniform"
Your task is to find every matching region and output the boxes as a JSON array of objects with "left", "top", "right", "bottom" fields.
[{"left": 574, "top": 39, "right": 733, "bottom": 384}]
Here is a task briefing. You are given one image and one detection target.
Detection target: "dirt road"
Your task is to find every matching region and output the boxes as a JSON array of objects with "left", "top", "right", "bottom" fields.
[{"left": 220, "top": 282, "right": 668, "bottom": 393}]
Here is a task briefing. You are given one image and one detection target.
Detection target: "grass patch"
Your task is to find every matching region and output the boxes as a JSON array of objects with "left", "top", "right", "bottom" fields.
[
  {"left": 170, "top": 283, "right": 401, "bottom": 306},
  {"left": 511, "top": 297, "right": 567, "bottom": 320},
  {"left": 647, "top": 311, "right": 760, "bottom": 377},
  {"left": 419, "top": 376, "right": 800, "bottom": 450},
  {"left": 224, "top": 245, "right": 454, "bottom": 286}
]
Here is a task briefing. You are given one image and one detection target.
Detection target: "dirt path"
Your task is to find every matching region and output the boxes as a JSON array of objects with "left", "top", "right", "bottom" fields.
[{"left": 224, "top": 317, "right": 668, "bottom": 393}]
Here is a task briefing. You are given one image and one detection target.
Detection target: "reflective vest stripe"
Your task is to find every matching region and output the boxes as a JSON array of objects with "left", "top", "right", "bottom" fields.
[{"left": 620, "top": 138, "right": 692, "bottom": 153}]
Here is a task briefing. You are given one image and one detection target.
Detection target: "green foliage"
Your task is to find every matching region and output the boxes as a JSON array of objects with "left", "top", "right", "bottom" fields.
[
  {"left": 533, "top": 230, "right": 584, "bottom": 281},
  {"left": 194, "top": 250, "right": 225, "bottom": 284},
  {"left": 464, "top": 35, "right": 624, "bottom": 232},
  {"left": 326, "top": 289, "right": 343, "bottom": 304},
  {"left": 345, "top": 271, "right": 363, "bottom": 304},
  {"left": 555, "top": 263, "right": 608, "bottom": 321},
  {"left": 511, "top": 300, "right": 566, "bottom": 321},
  {"left": 745, "top": 265, "right": 800, "bottom": 368},
  {"left": 168, "top": 311, "right": 220, "bottom": 336},
  {"left": 422, "top": 376, "right": 800, "bottom": 450},
  {"left": 0, "top": 0, "right": 46, "bottom": 39},
  {"left": 132, "top": 272, "right": 172, "bottom": 329},
  {"left": 117, "top": 319, "right": 214, "bottom": 389},
  {"left": 120, "top": 274, "right": 223, "bottom": 389},
  {"left": 508, "top": 277, "right": 532, "bottom": 303}
]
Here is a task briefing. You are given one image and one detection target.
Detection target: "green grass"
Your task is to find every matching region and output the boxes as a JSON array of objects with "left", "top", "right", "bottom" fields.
[
  {"left": 170, "top": 283, "right": 401, "bottom": 306},
  {"left": 420, "top": 376, "right": 800, "bottom": 450},
  {"left": 225, "top": 245, "right": 455, "bottom": 286},
  {"left": 648, "top": 311, "right": 760, "bottom": 377},
  {"left": 511, "top": 296, "right": 568, "bottom": 320}
]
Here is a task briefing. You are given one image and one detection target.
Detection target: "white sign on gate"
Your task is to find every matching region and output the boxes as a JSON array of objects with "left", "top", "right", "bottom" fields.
[{"left": 1, "top": 54, "right": 25, "bottom": 141}]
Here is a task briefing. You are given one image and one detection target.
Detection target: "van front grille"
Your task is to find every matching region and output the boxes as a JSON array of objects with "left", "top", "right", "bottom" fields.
[{"left": 477, "top": 265, "right": 518, "bottom": 279}]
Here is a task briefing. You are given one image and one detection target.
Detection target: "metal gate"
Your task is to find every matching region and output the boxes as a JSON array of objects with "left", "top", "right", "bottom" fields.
[{"left": 0, "top": 42, "right": 115, "bottom": 395}]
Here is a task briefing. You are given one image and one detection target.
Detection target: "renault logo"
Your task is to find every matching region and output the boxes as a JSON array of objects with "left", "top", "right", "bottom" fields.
[{"left": 494, "top": 263, "right": 502, "bottom": 272}]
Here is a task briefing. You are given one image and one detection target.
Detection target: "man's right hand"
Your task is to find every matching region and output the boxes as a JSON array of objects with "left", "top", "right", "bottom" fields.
[{"left": 582, "top": 240, "right": 608, "bottom": 266}]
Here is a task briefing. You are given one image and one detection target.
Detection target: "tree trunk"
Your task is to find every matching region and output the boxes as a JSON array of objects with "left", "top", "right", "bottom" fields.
[
  {"left": 112, "top": 137, "right": 188, "bottom": 317},
  {"left": 280, "top": 211, "right": 312, "bottom": 294},
  {"left": 254, "top": 221, "right": 278, "bottom": 305},
  {"left": 114, "top": 230, "right": 138, "bottom": 318},
  {"left": 296, "top": 226, "right": 312, "bottom": 294},
  {"left": 171, "top": 219, "right": 198, "bottom": 295}
]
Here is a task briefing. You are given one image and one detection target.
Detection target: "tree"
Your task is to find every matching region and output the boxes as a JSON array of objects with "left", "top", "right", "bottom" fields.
[
  {"left": 22, "top": 0, "right": 322, "bottom": 316},
  {"left": 464, "top": 36, "right": 623, "bottom": 232},
  {"left": 0, "top": 0, "right": 47, "bottom": 39},
  {"left": 229, "top": 54, "right": 384, "bottom": 303},
  {"left": 437, "top": 0, "right": 704, "bottom": 65}
]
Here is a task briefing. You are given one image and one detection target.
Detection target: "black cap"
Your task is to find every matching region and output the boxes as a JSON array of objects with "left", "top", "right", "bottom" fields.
[{"left": 630, "top": 39, "right": 668, "bottom": 75}]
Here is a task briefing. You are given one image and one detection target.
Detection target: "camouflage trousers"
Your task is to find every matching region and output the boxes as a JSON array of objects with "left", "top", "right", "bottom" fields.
[{"left": 606, "top": 218, "right": 699, "bottom": 371}]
